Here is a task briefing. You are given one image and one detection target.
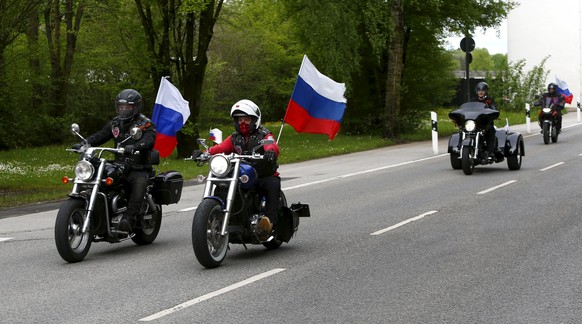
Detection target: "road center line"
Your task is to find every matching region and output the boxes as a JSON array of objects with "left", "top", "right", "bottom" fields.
[
  {"left": 139, "top": 268, "right": 286, "bottom": 322},
  {"left": 540, "top": 162, "right": 564, "bottom": 172},
  {"left": 477, "top": 180, "right": 517, "bottom": 195},
  {"left": 371, "top": 210, "right": 438, "bottom": 236},
  {"left": 284, "top": 154, "right": 448, "bottom": 191}
]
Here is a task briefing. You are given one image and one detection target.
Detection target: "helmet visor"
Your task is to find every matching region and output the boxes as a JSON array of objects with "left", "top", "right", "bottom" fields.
[{"left": 116, "top": 101, "right": 135, "bottom": 119}]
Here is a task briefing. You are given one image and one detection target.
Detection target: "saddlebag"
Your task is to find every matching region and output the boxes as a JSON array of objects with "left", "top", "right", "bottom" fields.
[
  {"left": 277, "top": 203, "right": 310, "bottom": 243},
  {"left": 153, "top": 171, "right": 183, "bottom": 205}
]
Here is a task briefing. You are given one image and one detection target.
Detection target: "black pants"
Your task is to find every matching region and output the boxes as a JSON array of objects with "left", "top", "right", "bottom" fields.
[
  {"left": 255, "top": 176, "right": 281, "bottom": 226},
  {"left": 125, "top": 170, "right": 149, "bottom": 219}
]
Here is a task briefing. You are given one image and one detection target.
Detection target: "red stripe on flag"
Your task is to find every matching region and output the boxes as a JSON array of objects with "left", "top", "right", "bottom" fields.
[
  {"left": 285, "top": 100, "right": 341, "bottom": 140},
  {"left": 154, "top": 133, "right": 177, "bottom": 158}
]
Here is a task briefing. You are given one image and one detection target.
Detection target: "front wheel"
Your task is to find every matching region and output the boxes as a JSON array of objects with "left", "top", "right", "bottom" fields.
[
  {"left": 461, "top": 146, "right": 475, "bottom": 175},
  {"left": 542, "top": 122, "right": 550, "bottom": 144},
  {"left": 132, "top": 204, "right": 162, "bottom": 245},
  {"left": 192, "top": 199, "right": 228, "bottom": 268},
  {"left": 54, "top": 199, "right": 92, "bottom": 263}
]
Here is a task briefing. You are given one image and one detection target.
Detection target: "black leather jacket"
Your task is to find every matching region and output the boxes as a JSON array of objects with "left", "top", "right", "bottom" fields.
[{"left": 85, "top": 114, "right": 157, "bottom": 169}]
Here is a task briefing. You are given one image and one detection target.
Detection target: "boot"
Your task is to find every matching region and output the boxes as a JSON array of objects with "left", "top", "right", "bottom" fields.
[{"left": 257, "top": 216, "right": 273, "bottom": 241}]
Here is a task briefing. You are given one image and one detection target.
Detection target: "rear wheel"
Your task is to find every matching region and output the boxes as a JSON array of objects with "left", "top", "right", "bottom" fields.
[
  {"left": 132, "top": 204, "right": 162, "bottom": 245},
  {"left": 507, "top": 138, "right": 523, "bottom": 170},
  {"left": 192, "top": 199, "right": 228, "bottom": 268},
  {"left": 263, "top": 191, "right": 287, "bottom": 250},
  {"left": 551, "top": 123, "right": 559, "bottom": 143},
  {"left": 461, "top": 146, "right": 475, "bottom": 175},
  {"left": 450, "top": 153, "right": 462, "bottom": 169},
  {"left": 542, "top": 123, "right": 550, "bottom": 144},
  {"left": 55, "top": 199, "right": 92, "bottom": 263}
]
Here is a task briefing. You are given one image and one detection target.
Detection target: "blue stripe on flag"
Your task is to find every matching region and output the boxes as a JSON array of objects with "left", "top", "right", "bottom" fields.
[
  {"left": 290, "top": 76, "right": 346, "bottom": 122},
  {"left": 152, "top": 103, "right": 185, "bottom": 136}
]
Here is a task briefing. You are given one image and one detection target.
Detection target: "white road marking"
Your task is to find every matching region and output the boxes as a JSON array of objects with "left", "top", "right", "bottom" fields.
[
  {"left": 0, "top": 238, "right": 12, "bottom": 242},
  {"left": 179, "top": 206, "right": 197, "bottom": 212},
  {"left": 540, "top": 162, "right": 564, "bottom": 172},
  {"left": 284, "top": 154, "right": 448, "bottom": 191},
  {"left": 139, "top": 268, "right": 287, "bottom": 321},
  {"left": 371, "top": 210, "right": 439, "bottom": 236},
  {"left": 477, "top": 180, "right": 517, "bottom": 195}
]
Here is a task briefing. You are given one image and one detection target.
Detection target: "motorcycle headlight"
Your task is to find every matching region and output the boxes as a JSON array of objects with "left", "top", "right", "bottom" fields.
[
  {"left": 465, "top": 120, "right": 476, "bottom": 132},
  {"left": 542, "top": 108, "right": 551, "bottom": 113},
  {"left": 209, "top": 155, "right": 231, "bottom": 177},
  {"left": 75, "top": 160, "right": 95, "bottom": 181}
]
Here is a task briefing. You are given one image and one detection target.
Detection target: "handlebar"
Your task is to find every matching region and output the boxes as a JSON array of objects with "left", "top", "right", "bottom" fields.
[{"left": 185, "top": 152, "right": 265, "bottom": 167}]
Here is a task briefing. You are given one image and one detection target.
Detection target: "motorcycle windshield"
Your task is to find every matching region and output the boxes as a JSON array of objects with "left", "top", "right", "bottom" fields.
[{"left": 449, "top": 102, "right": 500, "bottom": 126}]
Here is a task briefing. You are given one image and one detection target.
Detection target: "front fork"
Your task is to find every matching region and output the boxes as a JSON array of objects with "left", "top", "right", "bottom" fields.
[
  {"left": 80, "top": 160, "right": 107, "bottom": 234},
  {"left": 202, "top": 159, "right": 242, "bottom": 236},
  {"left": 460, "top": 132, "right": 480, "bottom": 159}
]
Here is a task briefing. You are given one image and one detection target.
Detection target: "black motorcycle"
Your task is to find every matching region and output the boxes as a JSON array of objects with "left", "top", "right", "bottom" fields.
[
  {"left": 448, "top": 102, "right": 524, "bottom": 175},
  {"left": 187, "top": 138, "right": 310, "bottom": 268},
  {"left": 54, "top": 123, "right": 183, "bottom": 263},
  {"left": 534, "top": 97, "right": 560, "bottom": 144}
]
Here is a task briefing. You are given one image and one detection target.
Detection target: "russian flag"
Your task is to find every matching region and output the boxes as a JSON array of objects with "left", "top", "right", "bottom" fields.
[
  {"left": 555, "top": 75, "right": 574, "bottom": 104},
  {"left": 209, "top": 128, "right": 222, "bottom": 144},
  {"left": 284, "top": 55, "right": 347, "bottom": 140},
  {"left": 152, "top": 77, "right": 190, "bottom": 157}
]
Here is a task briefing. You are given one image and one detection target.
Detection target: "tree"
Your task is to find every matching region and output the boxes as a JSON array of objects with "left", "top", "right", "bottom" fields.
[
  {"left": 134, "top": 0, "right": 224, "bottom": 158},
  {"left": 0, "top": 0, "right": 43, "bottom": 149},
  {"left": 43, "top": 0, "right": 85, "bottom": 117}
]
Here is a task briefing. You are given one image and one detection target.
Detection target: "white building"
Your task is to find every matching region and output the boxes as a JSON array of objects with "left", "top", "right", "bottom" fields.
[{"left": 508, "top": 0, "right": 582, "bottom": 106}]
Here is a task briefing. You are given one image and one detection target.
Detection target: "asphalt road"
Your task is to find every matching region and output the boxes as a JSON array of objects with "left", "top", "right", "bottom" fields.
[{"left": 1, "top": 111, "right": 582, "bottom": 323}]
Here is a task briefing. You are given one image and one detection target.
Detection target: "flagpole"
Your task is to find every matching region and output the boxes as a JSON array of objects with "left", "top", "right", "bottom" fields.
[
  {"left": 276, "top": 121, "right": 285, "bottom": 144},
  {"left": 277, "top": 57, "right": 306, "bottom": 144}
]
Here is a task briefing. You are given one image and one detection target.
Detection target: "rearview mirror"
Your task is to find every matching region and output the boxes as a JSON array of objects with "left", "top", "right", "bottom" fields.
[
  {"left": 71, "top": 123, "right": 80, "bottom": 135},
  {"left": 130, "top": 127, "right": 143, "bottom": 139}
]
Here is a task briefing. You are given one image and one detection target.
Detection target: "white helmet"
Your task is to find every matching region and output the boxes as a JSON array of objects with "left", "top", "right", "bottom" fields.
[{"left": 230, "top": 99, "right": 261, "bottom": 131}]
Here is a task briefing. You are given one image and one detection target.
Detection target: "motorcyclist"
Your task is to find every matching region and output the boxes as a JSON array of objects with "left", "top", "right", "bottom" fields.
[
  {"left": 192, "top": 99, "right": 280, "bottom": 240},
  {"left": 72, "top": 89, "right": 157, "bottom": 233},
  {"left": 471, "top": 81, "right": 497, "bottom": 158},
  {"left": 534, "top": 83, "right": 566, "bottom": 133}
]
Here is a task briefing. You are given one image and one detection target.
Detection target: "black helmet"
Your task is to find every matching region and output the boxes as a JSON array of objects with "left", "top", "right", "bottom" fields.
[
  {"left": 115, "top": 89, "right": 143, "bottom": 121},
  {"left": 475, "top": 81, "right": 489, "bottom": 93},
  {"left": 547, "top": 83, "right": 557, "bottom": 92}
]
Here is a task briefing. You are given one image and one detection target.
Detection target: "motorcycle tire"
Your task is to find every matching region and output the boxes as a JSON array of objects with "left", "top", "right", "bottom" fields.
[
  {"left": 54, "top": 199, "right": 92, "bottom": 263},
  {"left": 449, "top": 153, "right": 462, "bottom": 170},
  {"left": 551, "top": 125, "right": 558, "bottom": 143},
  {"left": 262, "top": 191, "right": 288, "bottom": 250},
  {"left": 507, "top": 137, "right": 523, "bottom": 171},
  {"left": 192, "top": 199, "right": 228, "bottom": 268},
  {"left": 542, "top": 123, "right": 550, "bottom": 144},
  {"left": 461, "top": 147, "right": 475, "bottom": 175},
  {"left": 131, "top": 204, "right": 162, "bottom": 245}
]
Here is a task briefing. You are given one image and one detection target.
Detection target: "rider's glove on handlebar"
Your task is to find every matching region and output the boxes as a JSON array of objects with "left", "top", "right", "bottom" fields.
[
  {"left": 264, "top": 150, "right": 276, "bottom": 162},
  {"left": 123, "top": 144, "right": 135, "bottom": 155}
]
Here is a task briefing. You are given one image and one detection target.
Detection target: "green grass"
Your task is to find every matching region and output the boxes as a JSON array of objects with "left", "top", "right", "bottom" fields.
[{"left": 0, "top": 110, "right": 529, "bottom": 208}]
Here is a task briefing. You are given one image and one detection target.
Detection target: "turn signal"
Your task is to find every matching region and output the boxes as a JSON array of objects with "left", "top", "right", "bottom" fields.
[
  {"left": 62, "top": 176, "right": 70, "bottom": 184},
  {"left": 105, "top": 177, "right": 114, "bottom": 186}
]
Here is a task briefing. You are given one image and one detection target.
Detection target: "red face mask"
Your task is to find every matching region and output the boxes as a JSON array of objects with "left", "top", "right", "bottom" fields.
[{"left": 239, "top": 122, "right": 250, "bottom": 135}]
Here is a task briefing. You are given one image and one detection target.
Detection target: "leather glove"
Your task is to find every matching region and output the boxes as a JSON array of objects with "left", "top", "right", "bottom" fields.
[
  {"left": 123, "top": 144, "right": 135, "bottom": 155},
  {"left": 264, "top": 150, "right": 276, "bottom": 162},
  {"left": 192, "top": 150, "right": 203, "bottom": 159},
  {"left": 71, "top": 143, "right": 83, "bottom": 150}
]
